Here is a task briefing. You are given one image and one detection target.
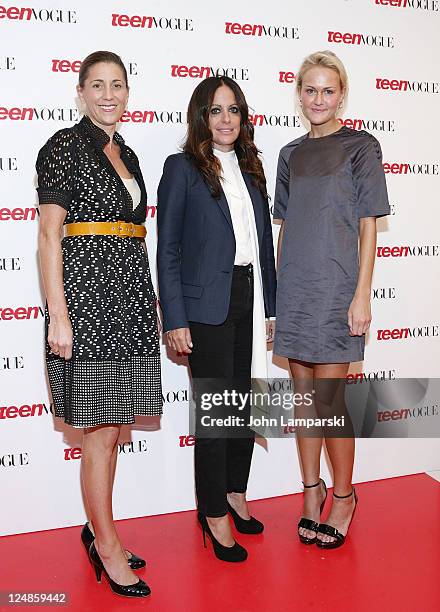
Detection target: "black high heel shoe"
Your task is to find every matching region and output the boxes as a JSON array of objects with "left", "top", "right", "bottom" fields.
[
  {"left": 297, "top": 478, "right": 327, "bottom": 545},
  {"left": 227, "top": 501, "right": 264, "bottom": 534},
  {"left": 81, "top": 523, "right": 146, "bottom": 570},
  {"left": 197, "top": 513, "right": 248, "bottom": 562},
  {"left": 316, "top": 488, "right": 358, "bottom": 549},
  {"left": 88, "top": 542, "right": 150, "bottom": 598}
]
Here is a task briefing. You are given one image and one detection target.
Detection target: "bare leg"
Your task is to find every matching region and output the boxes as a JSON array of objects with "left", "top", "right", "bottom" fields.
[
  {"left": 81, "top": 425, "right": 138, "bottom": 585},
  {"left": 314, "top": 363, "right": 356, "bottom": 544},
  {"left": 86, "top": 442, "right": 132, "bottom": 560},
  {"left": 290, "top": 359, "right": 326, "bottom": 541},
  {"left": 85, "top": 442, "right": 117, "bottom": 531},
  {"left": 110, "top": 441, "right": 118, "bottom": 488}
]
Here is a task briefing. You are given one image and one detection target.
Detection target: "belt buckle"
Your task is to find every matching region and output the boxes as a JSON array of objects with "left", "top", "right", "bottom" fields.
[{"left": 115, "top": 221, "right": 134, "bottom": 238}]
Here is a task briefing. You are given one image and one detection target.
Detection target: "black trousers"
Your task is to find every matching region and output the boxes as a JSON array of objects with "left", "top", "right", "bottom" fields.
[{"left": 188, "top": 265, "right": 255, "bottom": 517}]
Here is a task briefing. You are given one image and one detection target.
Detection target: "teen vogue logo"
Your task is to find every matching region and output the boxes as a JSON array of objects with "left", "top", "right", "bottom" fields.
[
  {"left": 171, "top": 65, "right": 249, "bottom": 81},
  {"left": 0, "top": 107, "right": 79, "bottom": 121},
  {"left": 338, "top": 117, "right": 396, "bottom": 133},
  {"left": 375, "top": 0, "right": 439, "bottom": 11},
  {"left": 383, "top": 162, "right": 439, "bottom": 175},
  {"left": 249, "top": 113, "right": 301, "bottom": 128},
  {"left": 376, "top": 325, "right": 440, "bottom": 340},
  {"left": 346, "top": 369, "right": 397, "bottom": 383},
  {"left": 378, "top": 404, "right": 439, "bottom": 424},
  {"left": 120, "top": 110, "right": 184, "bottom": 124},
  {"left": 328, "top": 30, "right": 394, "bottom": 47},
  {"left": 64, "top": 440, "right": 148, "bottom": 460},
  {"left": 0, "top": 5, "right": 77, "bottom": 23},
  {"left": 111, "top": 13, "right": 193, "bottom": 31},
  {"left": 52, "top": 59, "right": 139, "bottom": 76},
  {"left": 376, "top": 78, "right": 439, "bottom": 94},
  {"left": 225, "top": 21, "right": 300, "bottom": 39},
  {"left": 377, "top": 245, "right": 439, "bottom": 257}
]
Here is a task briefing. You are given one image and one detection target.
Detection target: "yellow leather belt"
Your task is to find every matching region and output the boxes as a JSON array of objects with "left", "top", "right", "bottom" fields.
[{"left": 64, "top": 221, "right": 146, "bottom": 239}]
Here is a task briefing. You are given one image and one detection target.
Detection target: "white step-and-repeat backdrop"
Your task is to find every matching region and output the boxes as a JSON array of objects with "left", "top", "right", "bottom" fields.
[{"left": 1, "top": 0, "right": 440, "bottom": 536}]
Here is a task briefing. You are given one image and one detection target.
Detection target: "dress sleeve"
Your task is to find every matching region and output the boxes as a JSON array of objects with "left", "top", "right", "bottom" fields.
[
  {"left": 36, "top": 129, "right": 76, "bottom": 211},
  {"left": 273, "top": 146, "right": 290, "bottom": 221},
  {"left": 352, "top": 136, "right": 390, "bottom": 219}
]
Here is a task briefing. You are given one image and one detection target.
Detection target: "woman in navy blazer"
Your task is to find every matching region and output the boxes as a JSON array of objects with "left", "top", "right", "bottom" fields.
[{"left": 157, "top": 77, "right": 276, "bottom": 562}]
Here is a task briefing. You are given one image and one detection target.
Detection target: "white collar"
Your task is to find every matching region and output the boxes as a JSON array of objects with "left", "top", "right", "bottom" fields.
[{"left": 213, "top": 147, "right": 237, "bottom": 160}]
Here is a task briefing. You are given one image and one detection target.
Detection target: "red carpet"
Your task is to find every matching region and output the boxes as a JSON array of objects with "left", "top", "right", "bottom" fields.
[{"left": 1, "top": 474, "right": 439, "bottom": 612}]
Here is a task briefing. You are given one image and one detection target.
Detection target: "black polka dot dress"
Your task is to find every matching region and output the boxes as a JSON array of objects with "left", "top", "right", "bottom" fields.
[{"left": 36, "top": 115, "right": 163, "bottom": 427}]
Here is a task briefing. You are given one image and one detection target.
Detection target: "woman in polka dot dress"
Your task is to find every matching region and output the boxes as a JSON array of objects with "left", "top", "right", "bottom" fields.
[{"left": 36, "top": 51, "right": 161, "bottom": 598}]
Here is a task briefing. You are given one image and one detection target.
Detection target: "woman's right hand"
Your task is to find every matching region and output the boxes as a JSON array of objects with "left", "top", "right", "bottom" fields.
[
  {"left": 165, "top": 327, "right": 193, "bottom": 354},
  {"left": 48, "top": 314, "right": 73, "bottom": 360}
]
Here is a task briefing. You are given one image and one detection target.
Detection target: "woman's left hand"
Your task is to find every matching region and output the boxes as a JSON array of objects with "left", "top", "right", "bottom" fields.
[
  {"left": 348, "top": 294, "right": 371, "bottom": 336},
  {"left": 266, "top": 320, "right": 275, "bottom": 343}
]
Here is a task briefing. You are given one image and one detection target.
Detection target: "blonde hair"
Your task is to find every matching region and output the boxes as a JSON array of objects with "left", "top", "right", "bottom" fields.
[{"left": 297, "top": 50, "right": 348, "bottom": 96}]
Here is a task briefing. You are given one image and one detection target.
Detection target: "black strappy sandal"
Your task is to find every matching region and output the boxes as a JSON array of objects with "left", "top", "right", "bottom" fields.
[
  {"left": 316, "top": 488, "right": 358, "bottom": 549},
  {"left": 297, "top": 478, "right": 327, "bottom": 545}
]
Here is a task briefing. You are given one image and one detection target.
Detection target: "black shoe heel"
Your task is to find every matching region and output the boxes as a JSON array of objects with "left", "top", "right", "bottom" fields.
[
  {"left": 227, "top": 502, "right": 264, "bottom": 534},
  {"left": 88, "top": 543, "right": 151, "bottom": 598},
  {"left": 316, "top": 488, "right": 358, "bottom": 550},
  {"left": 93, "top": 563, "right": 102, "bottom": 583},
  {"left": 197, "top": 513, "right": 247, "bottom": 562},
  {"left": 81, "top": 523, "right": 146, "bottom": 570},
  {"left": 297, "top": 478, "right": 328, "bottom": 545}
]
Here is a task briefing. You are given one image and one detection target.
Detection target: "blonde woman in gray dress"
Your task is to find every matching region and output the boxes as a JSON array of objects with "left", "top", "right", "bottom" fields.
[{"left": 274, "top": 51, "right": 389, "bottom": 549}]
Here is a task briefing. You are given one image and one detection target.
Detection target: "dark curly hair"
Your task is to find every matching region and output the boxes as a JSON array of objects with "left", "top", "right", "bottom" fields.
[{"left": 183, "top": 76, "right": 268, "bottom": 199}]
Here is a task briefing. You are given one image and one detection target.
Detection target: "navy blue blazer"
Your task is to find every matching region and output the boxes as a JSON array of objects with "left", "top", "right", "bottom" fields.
[{"left": 157, "top": 153, "right": 276, "bottom": 332}]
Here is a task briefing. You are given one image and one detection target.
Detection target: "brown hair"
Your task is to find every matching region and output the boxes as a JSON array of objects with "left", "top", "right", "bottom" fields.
[
  {"left": 183, "top": 76, "right": 268, "bottom": 199},
  {"left": 78, "top": 51, "right": 128, "bottom": 88}
]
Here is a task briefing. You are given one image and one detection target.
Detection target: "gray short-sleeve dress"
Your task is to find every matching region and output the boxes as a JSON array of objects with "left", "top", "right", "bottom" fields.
[{"left": 273, "top": 126, "right": 390, "bottom": 363}]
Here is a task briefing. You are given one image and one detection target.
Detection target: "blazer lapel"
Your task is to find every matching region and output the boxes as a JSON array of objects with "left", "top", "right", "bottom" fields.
[
  {"left": 242, "top": 172, "right": 264, "bottom": 250},
  {"left": 215, "top": 186, "right": 234, "bottom": 231},
  {"left": 209, "top": 172, "right": 265, "bottom": 241}
]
